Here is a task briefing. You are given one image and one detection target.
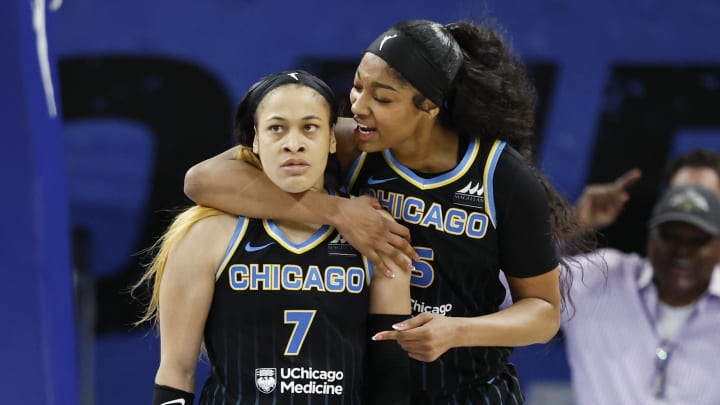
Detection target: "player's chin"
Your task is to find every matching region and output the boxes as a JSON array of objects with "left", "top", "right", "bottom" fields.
[
  {"left": 356, "top": 139, "right": 384, "bottom": 153},
  {"left": 276, "top": 178, "right": 315, "bottom": 194}
]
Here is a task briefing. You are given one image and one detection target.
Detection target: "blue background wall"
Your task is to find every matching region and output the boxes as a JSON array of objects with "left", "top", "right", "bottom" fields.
[
  {"left": 1, "top": 0, "right": 77, "bottom": 404},
  {"left": 3, "top": 0, "right": 719, "bottom": 404}
]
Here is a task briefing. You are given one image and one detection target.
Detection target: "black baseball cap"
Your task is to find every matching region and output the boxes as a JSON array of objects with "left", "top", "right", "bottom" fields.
[{"left": 649, "top": 185, "right": 720, "bottom": 236}]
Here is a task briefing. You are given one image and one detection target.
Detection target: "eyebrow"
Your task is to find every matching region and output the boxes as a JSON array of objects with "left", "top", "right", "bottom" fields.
[
  {"left": 263, "top": 115, "right": 322, "bottom": 122},
  {"left": 370, "top": 81, "right": 398, "bottom": 92},
  {"left": 355, "top": 71, "right": 398, "bottom": 92}
]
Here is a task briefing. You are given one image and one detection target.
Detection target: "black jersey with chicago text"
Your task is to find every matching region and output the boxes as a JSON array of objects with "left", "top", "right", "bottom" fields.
[
  {"left": 198, "top": 217, "right": 371, "bottom": 405},
  {"left": 343, "top": 137, "right": 558, "bottom": 404}
]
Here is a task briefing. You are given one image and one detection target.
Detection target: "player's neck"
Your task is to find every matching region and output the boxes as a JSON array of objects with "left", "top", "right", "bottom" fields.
[
  {"left": 275, "top": 221, "right": 325, "bottom": 244},
  {"left": 277, "top": 184, "right": 326, "bottom": 243},
  {"left": 391, "top": 128, "right": 459, "bottom": 172}
]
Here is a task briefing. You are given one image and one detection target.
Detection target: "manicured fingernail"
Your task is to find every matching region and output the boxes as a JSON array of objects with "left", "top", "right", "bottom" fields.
[
  {"left": 392, "top": 323, "right": 405, "bottom": 330},
  {"left": 385, "top": 270, "right": 396, "bottom": 278},
  {"left": 408, "top": 263, "right": 415, "bottom": 270},
  {"left": 371, "top": 333, "right": 383, "bottom": 341}
]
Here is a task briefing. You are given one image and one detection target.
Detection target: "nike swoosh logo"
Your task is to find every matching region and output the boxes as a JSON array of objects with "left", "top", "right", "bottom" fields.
[
  {"left": 160, "top": 399, "right": 185, "bottom": 405},
  {"left": 367, "top": 176, "right": 398, "bottom": 185},
  {"left": 244, "top": 241, "right": 275, "bottom": 252}
]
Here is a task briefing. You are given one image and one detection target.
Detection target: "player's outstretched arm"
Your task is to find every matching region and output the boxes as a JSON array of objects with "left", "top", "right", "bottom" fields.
[{"left": 371, "top": 269, "right": 561, "bottom": 363}]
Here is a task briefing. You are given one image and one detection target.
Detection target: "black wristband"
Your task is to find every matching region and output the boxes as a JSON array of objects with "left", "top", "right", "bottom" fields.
[
  {"left": 366, "top": 313, "right": 408, "bottom": 338},
  {"left": 364, "top": 314, "right": 411, "bottom": 405},
  {"left": 153, "top": 384, "right": 195, "bottom": 405}
]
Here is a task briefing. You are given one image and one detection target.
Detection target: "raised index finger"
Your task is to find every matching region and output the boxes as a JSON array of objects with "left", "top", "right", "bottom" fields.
[{"left": 613, "top": 168, "right": 642, "bottom": 191}]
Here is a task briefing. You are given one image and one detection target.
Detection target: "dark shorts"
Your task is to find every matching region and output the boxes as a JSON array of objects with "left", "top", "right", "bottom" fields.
[{"left": 411, "top": 365, "right": 524, "bottom": 405}]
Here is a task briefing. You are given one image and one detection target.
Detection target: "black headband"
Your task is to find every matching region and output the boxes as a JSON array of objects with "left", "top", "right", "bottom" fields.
[
  {"left": 235, "top": 70, "right": 337, "bottom": 146},
  {"left": 365, "top": 28, "right": 453, "bottom": 107}
]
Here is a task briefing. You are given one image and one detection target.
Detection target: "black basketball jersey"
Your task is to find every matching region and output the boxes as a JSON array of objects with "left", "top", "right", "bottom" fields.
[
  {"left": 199, "top": 216, "right": 371, "bottom": 405},
  {"left": 343, "top": 137, "right": 558, "bottom": 403}
]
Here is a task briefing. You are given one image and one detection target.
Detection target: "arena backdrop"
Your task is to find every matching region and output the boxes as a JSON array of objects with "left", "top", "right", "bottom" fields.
[{"left": 2, "top": 0, "right": 719, "bottom": 404}]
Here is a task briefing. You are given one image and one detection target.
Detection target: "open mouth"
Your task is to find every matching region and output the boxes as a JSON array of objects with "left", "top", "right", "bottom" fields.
[{"left": 354, "top": 124, "right": 377, "bottom": 141}]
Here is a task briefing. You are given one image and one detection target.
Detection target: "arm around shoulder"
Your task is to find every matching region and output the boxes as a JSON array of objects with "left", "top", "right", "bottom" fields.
[
  {"left": 184, "top": 146, "right": 346, "bottom": 224},
  {"left": 184, "top": 145, "right": 271, "bottom": 215},
  {"left": 183, "top": 141, "right": 416, "bottom": 276}
]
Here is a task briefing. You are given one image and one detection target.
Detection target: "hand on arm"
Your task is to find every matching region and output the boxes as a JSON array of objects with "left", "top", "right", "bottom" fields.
[
  {"left": 372, "top": 269, "right": 562, "bottom": 362},
  {"left": 327, "top": 116, "right": 418, "bottom": 271},
  {"left": 335, "top": 195, "right": 418, "bottom": 277},
  {"left": 322, "top": 117, "right": 418, "bottom": 269},
  {"left": 576, "top": 168, "right": 642, "bottom": 229}
]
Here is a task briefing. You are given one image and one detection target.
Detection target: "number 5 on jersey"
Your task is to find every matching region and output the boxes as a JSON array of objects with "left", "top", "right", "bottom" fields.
[
  {"left": 411, "top": 247, "right": 434, "bottom": 288},
  {"left": 284, "top": 310, "right": 317, "bottom": 356}
]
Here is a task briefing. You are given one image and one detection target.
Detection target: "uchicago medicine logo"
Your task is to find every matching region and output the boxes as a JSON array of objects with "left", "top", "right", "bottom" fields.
[
  {"left": 255, "top": 368, "right": 277, "bottom": 394},
  {"left": 256, "top": 367, "right": 345, "bottom": 395}
]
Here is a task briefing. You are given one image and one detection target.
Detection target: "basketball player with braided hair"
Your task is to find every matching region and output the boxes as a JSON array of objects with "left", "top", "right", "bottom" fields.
[
  {"left": 185, "top": 20, "right": 591, "bottom": 403},
  {"left": 136, "top": 70, "right": 411, "bottom": 405}
]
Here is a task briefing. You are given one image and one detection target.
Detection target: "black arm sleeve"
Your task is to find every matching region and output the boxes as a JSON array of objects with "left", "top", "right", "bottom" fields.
[
  {"left": 493, "top": 147, "right": 559, "bottom": 278},
  {"left": 363, "top": 314, "right": 411, "bottom": 405},
  {"left": 152, "top": 384, "right": 195, "bottom": 405}
]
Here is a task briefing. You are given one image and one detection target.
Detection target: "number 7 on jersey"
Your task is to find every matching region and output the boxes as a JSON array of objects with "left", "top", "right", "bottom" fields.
[{"left": 283, "top": 310, "right": 317, "bottom": 356}]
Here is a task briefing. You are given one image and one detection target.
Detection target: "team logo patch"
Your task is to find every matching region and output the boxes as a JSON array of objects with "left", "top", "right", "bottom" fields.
[
  {"left": 328, "top": 234, "right": 357, "bottom": 257},
  {"left": 453, "top": 181, "right": 484, "bottom": 209},
  {"left": 255, "top": 368, "right": 277, "bottom": 394}
]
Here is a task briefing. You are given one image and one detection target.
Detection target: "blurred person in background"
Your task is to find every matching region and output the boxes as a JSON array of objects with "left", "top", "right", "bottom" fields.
[
  {"left": 563, "top": 149, "right": 720, "bottom": 404},
  {"left": 576, "top": 149, "right": 720, "bottom": 229}
]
